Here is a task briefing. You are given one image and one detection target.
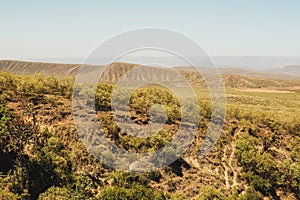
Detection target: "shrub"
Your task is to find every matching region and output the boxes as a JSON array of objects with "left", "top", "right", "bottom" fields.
[
  {"left": 38, "top": 186, "right": 78, "bottom": 200},
  {"left": 99, "top": 184, "right": 165, "bottom": 200},
  {"left": 196, "top": 186, "right": 227, "bottom": 200}
]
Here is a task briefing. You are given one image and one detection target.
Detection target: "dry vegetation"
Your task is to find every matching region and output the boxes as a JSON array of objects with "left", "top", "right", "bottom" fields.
[{"left": 0, "top": 63, "right": 300, "bottom": 199}]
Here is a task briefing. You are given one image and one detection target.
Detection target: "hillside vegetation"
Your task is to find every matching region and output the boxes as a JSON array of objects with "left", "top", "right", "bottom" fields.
[{"left": 0, "top": 65, "right": 300, "bottom": 199}]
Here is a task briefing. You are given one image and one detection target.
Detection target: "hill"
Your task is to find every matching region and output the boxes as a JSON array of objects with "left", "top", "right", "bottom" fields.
[
  {"left": 175, "top": 66, "right": 300, "bottom": 80},
  {"left": 269, "top": 65, "right": 300, "bottom": 76},
  {"left": 1, "top": 60, "right": 300, "bottom": 90},
  {"left": 0, "top": 70, "right": 299, "bottom": 199},
  {"left": 0, "top": 60, "right": 80, "bottom": 77}
]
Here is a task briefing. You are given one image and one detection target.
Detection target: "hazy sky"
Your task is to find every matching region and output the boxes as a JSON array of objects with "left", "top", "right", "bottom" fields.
[{"left": 1, "top": 0, "right": 300, "bottom": 60}]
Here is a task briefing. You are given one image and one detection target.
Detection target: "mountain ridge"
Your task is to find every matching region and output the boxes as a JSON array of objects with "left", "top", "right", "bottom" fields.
[
  {"left": 268, "top": 65, "right": 300, "bottom": 76},
  {"left": 1, "top": 60, "right": 300, "bottom": 89}
]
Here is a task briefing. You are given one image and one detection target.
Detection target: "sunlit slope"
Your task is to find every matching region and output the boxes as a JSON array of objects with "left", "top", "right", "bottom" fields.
[
  {"left": 0, "top": 60, "right": 80, "bottom": 76},
  {"left": 1, "top": 60, "right": 300, "bottom": 89}
]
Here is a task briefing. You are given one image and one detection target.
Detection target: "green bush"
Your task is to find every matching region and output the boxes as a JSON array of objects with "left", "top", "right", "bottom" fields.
[
  {"left": 99, "top": 184, "right": 165, "bottom": 200},
  {"left": 38, "top": 186, "right": 78, "bottom": 200},
  {"left": 239, "top": 187, "right": 263, "bottom": 200},
  {"left": 196, "top": 186, "right": 227, "bottom": 200}
]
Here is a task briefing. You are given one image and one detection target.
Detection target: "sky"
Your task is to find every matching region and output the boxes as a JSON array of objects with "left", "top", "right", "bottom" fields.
[{"left": 0, "top": 0, "right": 300, "bottom": 60}]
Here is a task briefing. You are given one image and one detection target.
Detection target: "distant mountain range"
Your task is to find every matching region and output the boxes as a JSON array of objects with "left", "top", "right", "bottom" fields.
[
  {"left": 175, "top": 66, "right": 300, "bottom": 81},
  {"left": 268, "top": 65, "right": 300, "bottom": 76},
  {"left": 1, "top": 59, "right": 300, "bottom": 79},
  {"left": 22, "top": 56, "right": 300, "bottom": 70},
  {"left": 1, "top": 60, "right": 300, "bottom": 89}
]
